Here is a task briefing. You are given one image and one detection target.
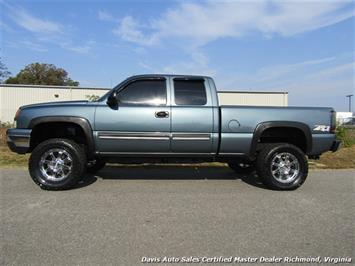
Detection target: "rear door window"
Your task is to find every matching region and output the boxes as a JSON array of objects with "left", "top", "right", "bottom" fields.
[{"left": 174, "top": 79, "right": 207, "bottom": 106}]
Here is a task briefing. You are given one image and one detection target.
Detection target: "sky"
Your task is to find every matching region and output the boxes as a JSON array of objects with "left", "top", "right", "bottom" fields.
[{"left": 0, "top": 0, "right": 354, "bottom": 111}]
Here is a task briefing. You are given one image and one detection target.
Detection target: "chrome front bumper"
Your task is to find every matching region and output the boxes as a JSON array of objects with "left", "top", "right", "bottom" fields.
[{"left": 6, "top": 128, "right": 32, "bottom": 154}]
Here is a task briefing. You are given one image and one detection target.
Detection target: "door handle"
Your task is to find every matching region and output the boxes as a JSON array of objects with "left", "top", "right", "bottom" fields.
[{"left": 155, "top": 111, "right": 169, "bottom": 118}]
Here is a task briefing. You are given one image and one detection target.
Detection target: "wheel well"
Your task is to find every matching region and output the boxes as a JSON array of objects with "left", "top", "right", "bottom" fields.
[
  {"left": 258, "top": 127, "right": 307, "bottom": 153},
  {"left": 30, "top": 122, "right": 87, "bottom": 152}
]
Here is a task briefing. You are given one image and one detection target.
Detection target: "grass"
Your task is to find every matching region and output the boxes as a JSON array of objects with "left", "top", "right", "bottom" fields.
[
  {"left": 309, "top": 145, "right": 355, "bottom": 169},
  {"left": 0, "top": 146, "right": 29, "bottom": 167},
  {"left": 336, "top": 125, "right": 355, "bottom": 147},
  {"left": 0, "top": 127, "right": 8, "bottom": 146},
  {"left": 0, "top": 127, "right": 29, "bottom": 167},
  {"left": 1, "top": 127, "right": 354, "bottom": 169}
]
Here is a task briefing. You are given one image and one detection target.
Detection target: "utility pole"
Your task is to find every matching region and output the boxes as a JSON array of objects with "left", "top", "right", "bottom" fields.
[{"left": 346, "top": 94, "right": 353, "bottom": 112}]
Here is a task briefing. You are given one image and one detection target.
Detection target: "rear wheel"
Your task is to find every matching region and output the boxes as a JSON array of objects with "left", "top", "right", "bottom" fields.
[
  {"left": 256, "top": 143, "right": 308, "bottom": 190},
  {"left": 29, "top": 138, "right": 86, "bottom": 190},
  {"left": 228, "top": 160, "right": 255, "bottom": 174}
]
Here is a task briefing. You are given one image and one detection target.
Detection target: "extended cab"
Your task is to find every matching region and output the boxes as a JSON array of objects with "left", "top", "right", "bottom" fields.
[{"left": 7, "top": 75, "right": 340, "bottom": 190}]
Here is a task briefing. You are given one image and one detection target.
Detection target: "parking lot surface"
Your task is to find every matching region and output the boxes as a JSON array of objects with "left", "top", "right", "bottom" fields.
[{"left": 1, "top": 167, "right": 354, "bottom": 265}]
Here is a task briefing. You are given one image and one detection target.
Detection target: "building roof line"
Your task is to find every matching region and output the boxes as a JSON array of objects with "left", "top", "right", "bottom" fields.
[{"left": 0, "top": 84, "right": 110, "bottom": 90}]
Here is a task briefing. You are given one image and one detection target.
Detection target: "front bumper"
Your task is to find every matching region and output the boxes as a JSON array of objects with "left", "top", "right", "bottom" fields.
[
  {"left": 6, "top": 128, "right": 32, "bottom": 154},
  {"left": 330, "top": 140, "right": 341, "bottom": 152}
]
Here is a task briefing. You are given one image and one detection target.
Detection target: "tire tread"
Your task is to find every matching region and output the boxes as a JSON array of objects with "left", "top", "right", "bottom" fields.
[
  {"left": 29, "top": 138, "right": 86, "bottom": 190},
  {"left": 256, "top": 143, "right": 308, "bottom": 190}
]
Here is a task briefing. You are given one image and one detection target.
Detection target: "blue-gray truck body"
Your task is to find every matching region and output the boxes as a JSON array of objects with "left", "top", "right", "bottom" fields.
[{"left": 7, "top": 75, "right": 339, "bottom": 159}]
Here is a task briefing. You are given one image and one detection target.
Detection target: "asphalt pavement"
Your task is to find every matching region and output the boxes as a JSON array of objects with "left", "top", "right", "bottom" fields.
[{"left": 1, "top": 166, "right": 354, "bottom": 265}]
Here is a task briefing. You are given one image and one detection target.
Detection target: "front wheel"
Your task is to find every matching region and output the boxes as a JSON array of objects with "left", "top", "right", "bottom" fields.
[
  {"left": 256, "top": 143, "right": 308, "bottom": 190},
  {"left": 29, "top": 138, "right": 87, "bottom": 190}
]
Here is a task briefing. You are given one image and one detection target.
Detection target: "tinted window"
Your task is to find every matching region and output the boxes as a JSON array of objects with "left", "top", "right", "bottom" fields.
[
  {"left": 118, "top": 80, "right": 166, "bottom": 105},
  {"left": 174, "top": 79, "right": 207, "bottom": 105}
]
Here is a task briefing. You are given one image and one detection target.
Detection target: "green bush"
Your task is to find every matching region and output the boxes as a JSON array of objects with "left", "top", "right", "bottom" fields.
[{"left": 336, "top": 125, "right": 355, "bottom": 147}]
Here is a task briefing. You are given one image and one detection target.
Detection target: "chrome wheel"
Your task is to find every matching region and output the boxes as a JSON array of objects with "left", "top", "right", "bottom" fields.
[
  {"left": 270, "top": 152, "right": 300, "bottom": 183},
  {"left": 39, "top": 148, "right": 73, "bottom": 182}
]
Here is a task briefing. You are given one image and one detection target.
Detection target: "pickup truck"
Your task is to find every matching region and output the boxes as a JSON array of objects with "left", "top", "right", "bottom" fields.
[{"left": 7, "top": 74, "right": 340, "bottom": 190}]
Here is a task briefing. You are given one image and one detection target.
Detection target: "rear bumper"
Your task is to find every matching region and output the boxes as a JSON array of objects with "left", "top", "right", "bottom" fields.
[
  {"left": 330, "top": 140, "right": 341, "bottom": 152},
  {"left": 6, "top": 128, "right": 32, "bottom": 154},
  {"left": 310, "top": 134, "right": 341, "bottom": 155}
]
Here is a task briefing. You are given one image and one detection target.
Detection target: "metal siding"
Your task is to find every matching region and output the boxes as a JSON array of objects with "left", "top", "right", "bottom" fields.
[
  {"left": 71, "top": 89, "right": 107, "bottom": 100},
  {"left": 1, "top": 85, "right": 288, "bottom": 122},
  {"left": 0, "top": 85, "right": 109, "bottom": 122}
]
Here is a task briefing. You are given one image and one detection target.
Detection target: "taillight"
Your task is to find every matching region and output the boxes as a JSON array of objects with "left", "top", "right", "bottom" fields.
[{"left": 330, "top": 110, "right": 336, "bottom": 133}]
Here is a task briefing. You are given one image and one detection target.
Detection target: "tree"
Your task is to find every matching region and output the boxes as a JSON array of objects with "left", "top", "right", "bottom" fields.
[
  {"left": 0, "top": 58, "right": 11, "bottom": 83},
  {"left": 5, "top": 63, "right": 79, "bottom": 86}
]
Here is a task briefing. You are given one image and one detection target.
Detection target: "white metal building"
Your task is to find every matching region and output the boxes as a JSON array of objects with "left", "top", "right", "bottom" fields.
[
  {"left": 0, "top": 84, "right": 288, "bottom": 123},
  {"left": 218, "top": 91, "right": 288, "bottom": 106},
  {"left": 336, "top": 112, "right": 354, "bottom": 125},
  {"left": 0, "top": 84, "right": 109, "bottom": 123}
]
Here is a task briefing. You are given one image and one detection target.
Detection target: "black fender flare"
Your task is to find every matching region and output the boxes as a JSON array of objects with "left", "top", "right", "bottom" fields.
[
  {"left": 29, "top": 116, "right": 95, "bottom": 157},
  {"left": 249, "top": 121, "right": 312, "bottom": 157}
]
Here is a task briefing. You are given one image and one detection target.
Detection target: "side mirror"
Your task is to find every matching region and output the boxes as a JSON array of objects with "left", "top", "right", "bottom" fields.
[{"left": 107, "top": 92, "right": 118, "bottom": 106}]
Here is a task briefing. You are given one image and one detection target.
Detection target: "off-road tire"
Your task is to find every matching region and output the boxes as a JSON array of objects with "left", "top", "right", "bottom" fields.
[
  {"left": 256, "top": 143, "right": 308, "bottom": 190},
  {"left": 29, "top": 138, "right": 87, "bottom": 190}
]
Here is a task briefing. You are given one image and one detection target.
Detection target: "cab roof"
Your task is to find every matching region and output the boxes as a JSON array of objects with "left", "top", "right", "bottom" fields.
[{"left": 129, "top": 74, "right": 212, "bottom": 79}]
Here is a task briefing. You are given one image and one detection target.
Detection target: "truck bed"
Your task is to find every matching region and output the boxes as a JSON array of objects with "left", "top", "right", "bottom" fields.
[{"left": 219, "top": 105, "right": 334, "bottom": 156}]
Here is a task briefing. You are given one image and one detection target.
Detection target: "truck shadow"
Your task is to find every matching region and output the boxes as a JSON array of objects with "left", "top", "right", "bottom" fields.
[{"left": 75, "top": 165, "right": 267, "bottom": 190}]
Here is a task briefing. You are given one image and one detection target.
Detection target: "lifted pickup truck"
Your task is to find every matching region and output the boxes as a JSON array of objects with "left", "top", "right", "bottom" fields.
[{"left": 7, "top": 74, "right": 340, "bottom": 190}]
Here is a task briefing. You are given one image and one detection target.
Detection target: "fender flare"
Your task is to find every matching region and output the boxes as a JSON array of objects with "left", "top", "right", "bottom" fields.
[
  {"left": 29, "top": 116, "right": 95, "bottom": 157},
  {"left": 249, "top": 121, "right": 312, "bottom": 157}
]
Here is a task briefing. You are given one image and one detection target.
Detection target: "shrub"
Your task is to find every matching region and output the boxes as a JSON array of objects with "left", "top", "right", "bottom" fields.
[{"left": 336, "top": 125, "right": 355, "bottom": 147}]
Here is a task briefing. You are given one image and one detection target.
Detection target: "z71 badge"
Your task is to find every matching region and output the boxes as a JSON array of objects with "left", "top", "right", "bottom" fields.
[{"left": 313, "top": 125, "right": 330, "bottom": 132}]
